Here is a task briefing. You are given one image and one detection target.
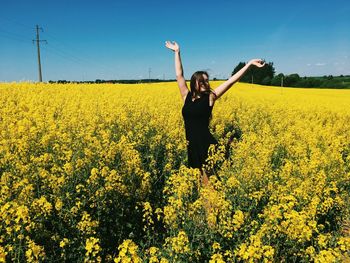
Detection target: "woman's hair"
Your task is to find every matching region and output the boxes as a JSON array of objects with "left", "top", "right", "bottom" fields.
[{"left": 190, "top": 71, "right": 211, "bottom": 98}]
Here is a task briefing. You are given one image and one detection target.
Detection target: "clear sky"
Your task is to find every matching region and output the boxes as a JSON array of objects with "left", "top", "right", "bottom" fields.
[{"left": 1, "top": 0, "right": 349, "bottom": 82}]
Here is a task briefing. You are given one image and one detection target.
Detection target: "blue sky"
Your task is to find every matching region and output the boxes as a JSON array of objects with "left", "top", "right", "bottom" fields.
[{"left": 0, "top": 0, "right": 349, "bottom": 82}]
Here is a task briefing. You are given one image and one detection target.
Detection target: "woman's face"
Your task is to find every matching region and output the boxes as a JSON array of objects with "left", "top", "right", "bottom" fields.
[{"left": 197, "top": 74, "right": 210, "bottom": 92}]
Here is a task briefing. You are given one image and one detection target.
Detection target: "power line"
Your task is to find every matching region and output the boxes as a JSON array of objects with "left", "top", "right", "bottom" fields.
[
  {"left": 0, "top": 16, "right": 33, "bottom": 30},
  {"left": 0, "top": 27, "right": 30, "bottom": 43},
  {"left": 44, "top": 32, "right": 92, "bottom": 64},
  {"left": 42, "top": 42, "right": 118, "bottom": 80},
  {"left": 43, "top": 31, "right": 121, "bottom": 79},
  {"left": 0, "top": 21, "right": 120, "bottom": 80},
  {"left": 42, "top": 45, "right": 85, "bottom": 65},
  {"left": 45, "top": 31, "right": 111, "bottom": 68},
  {"left": 33, "top": 25, "right": 47, "bottom": 82},
  {"left": 0, "top": 17, "right": 33, "bottom": 43}
]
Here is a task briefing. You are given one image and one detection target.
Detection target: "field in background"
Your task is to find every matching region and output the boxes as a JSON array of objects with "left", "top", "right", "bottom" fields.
[{"left": 1, "top": 82, "right": 349, "bottom": 262}]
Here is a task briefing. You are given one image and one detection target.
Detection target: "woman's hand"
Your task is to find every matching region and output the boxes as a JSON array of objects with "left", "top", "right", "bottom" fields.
[
  {"left": 248, "top": 59, "right": 265, "bottom": 68},
  {"left": 165, "top": 41, "right": 180, "bottom": 52}
]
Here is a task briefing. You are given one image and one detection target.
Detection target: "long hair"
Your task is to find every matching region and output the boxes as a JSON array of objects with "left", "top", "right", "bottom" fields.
[
  {"left": 190, "top": 71, "right": 211, "bottom": 98},
  {"left": 190, "top": 71, "right": 216, "bottom": 121}
]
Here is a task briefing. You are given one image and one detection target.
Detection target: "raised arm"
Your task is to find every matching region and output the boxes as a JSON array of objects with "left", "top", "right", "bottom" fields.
[
  {"left": 214, "top": 59, "right": 265, "bottom": 98},
  {"left": 165, "top": 41, "right": 189, "bottom": 101}
]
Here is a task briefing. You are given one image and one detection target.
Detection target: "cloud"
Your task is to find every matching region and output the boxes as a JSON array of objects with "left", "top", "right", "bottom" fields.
[{"left": 307, "top": 62, "right": 327, "bottom": 67}]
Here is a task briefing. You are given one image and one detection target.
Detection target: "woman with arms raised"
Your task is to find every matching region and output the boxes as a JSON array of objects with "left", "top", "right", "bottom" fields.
[{"left": 165, "top": 40, "right": 265, "bottom": 185}]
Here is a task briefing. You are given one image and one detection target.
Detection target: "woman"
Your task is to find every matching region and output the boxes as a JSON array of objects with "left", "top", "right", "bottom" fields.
[{"left": 165, "top": 41, "right": 264, "bottom": 184}]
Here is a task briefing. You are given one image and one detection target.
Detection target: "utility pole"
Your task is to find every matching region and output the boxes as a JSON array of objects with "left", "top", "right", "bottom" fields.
[
  {"left": 33, "top": 25, "right": 47, "bottom": 82},
  {"left": 148, "top": 67, "right": 152, "bottom": 82},
  {"left": 280, "top": 75, "right": 284, "bottom": 95}
]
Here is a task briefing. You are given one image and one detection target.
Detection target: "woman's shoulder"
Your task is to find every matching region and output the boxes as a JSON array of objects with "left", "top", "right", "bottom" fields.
[
  {"left": 201, "top": 91, "right": 217, "bottom": 100},
  {"left": 200, "top": 91, "right": 210, "bottom": 97}
]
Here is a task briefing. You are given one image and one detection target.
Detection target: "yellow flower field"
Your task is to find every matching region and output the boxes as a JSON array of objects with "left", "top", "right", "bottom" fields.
[{"left": 0, "top": 82, "right": 349, "bottom": 262}]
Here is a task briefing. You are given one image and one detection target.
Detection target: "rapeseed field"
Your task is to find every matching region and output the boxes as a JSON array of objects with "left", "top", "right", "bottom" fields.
[{"left": 1, "top": 82, "right": 349, "bottom": 262}]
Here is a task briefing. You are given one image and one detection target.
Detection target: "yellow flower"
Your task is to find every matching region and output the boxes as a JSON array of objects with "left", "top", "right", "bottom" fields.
[
  {"left": 25, "top": 239, "right": 46, "bottom": 263},
  {"left": 212, "top": 242, "right": 221, "bottom": 251},
  {"left": 0, "top": 246, "right": 7, "bottom": 263},
  {"left": 317, "top": 234, "right": 330, "bottom": 249},
  {"left": 77, "top": 212, "right": 99, "bottom": 235},
  {"left": 115, "top": 240, "right": 142, "bottom": 263},
  {"left": 31, "top": 196, "right": 52, "bottom": 217},
  {"left": 166, "top": 231, "right": 190, "bottom": 255},
  {"left": 55, "top": 199, "right": 63, "bottom": 211},
  {"left": 314, "top": 249, "right": 339, "bottom": 263},
  {"left": 59, "top": 238, "right": 69, "bottom": 248},
  {"left": 142, "top": 201, "right": 154, "bottom": 231},
  {"left": 84, "top": 237, "right": 101, "bottom": 262},
  {"left": 232, "top": 210, "right": 244, "bottom": 231},
  {"left": 209, "top": 252, "right": 225, "bottom": 263},
  {"left": 337, "top": 237, "right": 350, "bottom": 252}
]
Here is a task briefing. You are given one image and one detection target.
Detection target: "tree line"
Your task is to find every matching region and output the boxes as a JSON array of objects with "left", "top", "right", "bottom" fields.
[
  {"left": 48, "top": 79, "right": 174, "bottom": 84},
  {"left": 232, "top": 61, "right": 350, "bottom": 89},
  {"left": 48, "top": 63, "right": 350, "bottom": 88}
]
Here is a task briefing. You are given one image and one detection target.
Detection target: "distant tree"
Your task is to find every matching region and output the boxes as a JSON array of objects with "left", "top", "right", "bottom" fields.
[
  {"left": 284, "top": 73, "right": 301, "bottom": 87},
  {"left": 297, "top": 77, "right": 322, "bottom": 88},
  {"left": 261, "top": 76, "right": 272, "bottom": 85},
  {"left": 231, "top": 65, "right": 349, "bottom": 88},
  {"left": 231, "top": 61, "right": 275, "bottom": 84},
  {"left": 232, "top": 62, "right": 250, "bottom": 82},
  {"left": 271, "top": 73, "right": 284, "bottom": 86}
]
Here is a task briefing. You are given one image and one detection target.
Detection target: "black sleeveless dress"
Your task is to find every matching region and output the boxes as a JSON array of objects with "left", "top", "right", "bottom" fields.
[{"left": 182, "top": 92, "right": 218, "bottom": 169}]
